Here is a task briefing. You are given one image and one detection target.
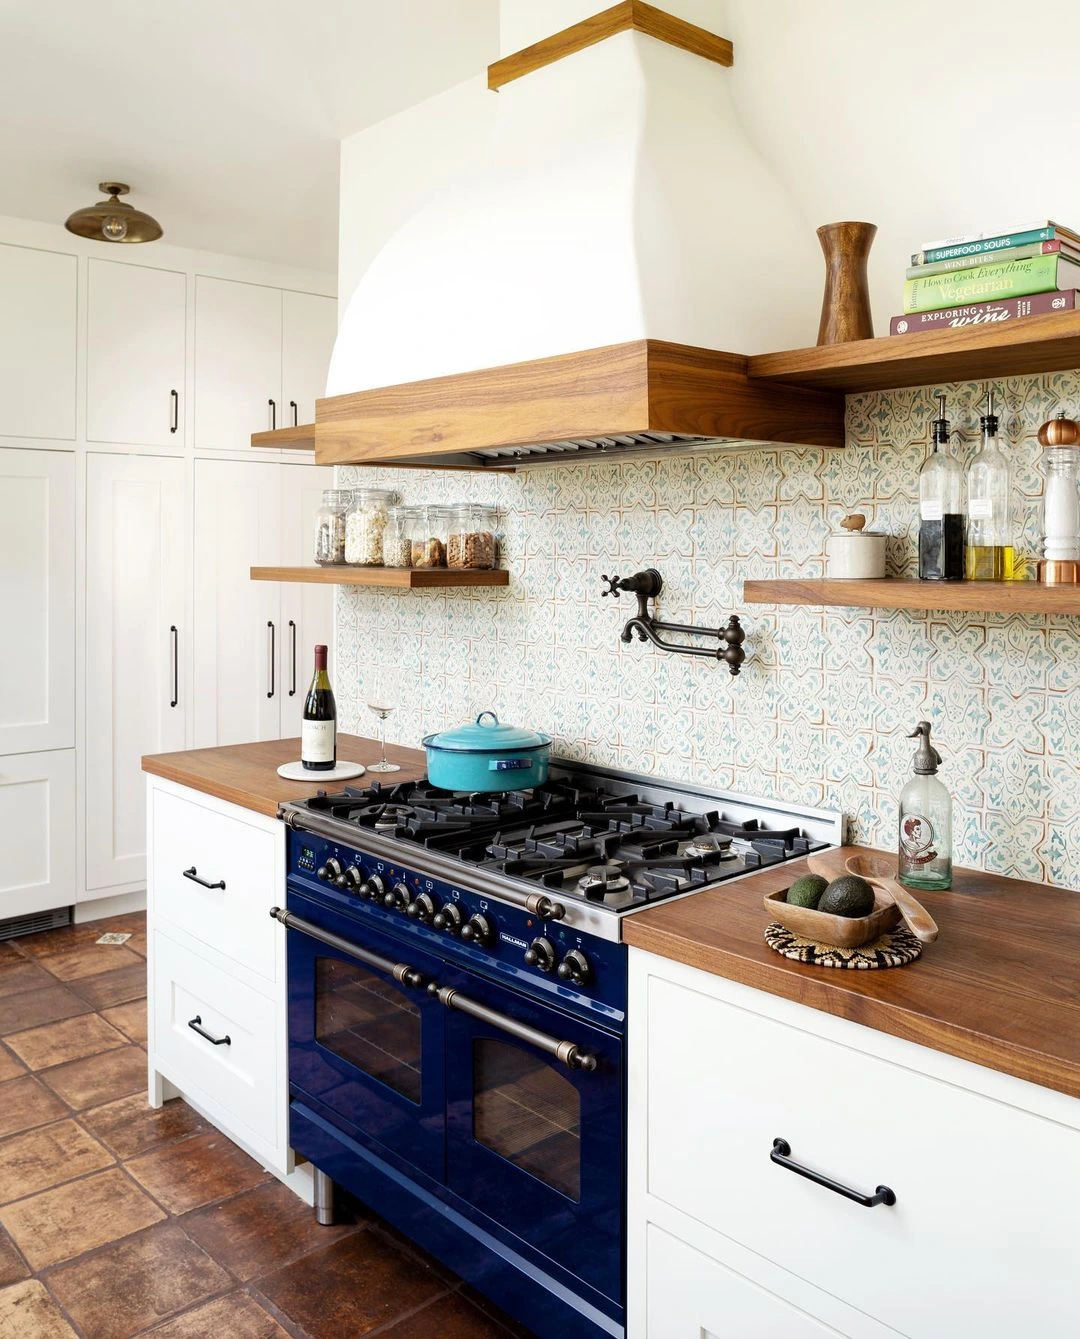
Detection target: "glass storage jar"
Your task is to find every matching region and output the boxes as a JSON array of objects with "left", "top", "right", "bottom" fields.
[
  {"left": 312, "top": 488, "right": 350, "bottom": 566},
  {"left": 383, "top": 505, "right": 413, "bottom": 568},
  {"left": 344, "top": 487, "right": 398, "bottom": 565},
  {"left": 447, "top": 504, "right": 498, "bottom": 569},
  {"left": 409, "top": 504, "right": 449, "bottom": 568}
]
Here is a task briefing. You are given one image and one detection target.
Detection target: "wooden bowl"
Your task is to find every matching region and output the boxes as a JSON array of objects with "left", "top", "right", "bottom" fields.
[{"left": 764, "top": 885, "right": 901, "bottom": 949}]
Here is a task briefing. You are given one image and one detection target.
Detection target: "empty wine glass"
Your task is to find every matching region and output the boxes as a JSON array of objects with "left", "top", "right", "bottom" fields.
[{"left": 366, "top": 675, "right": 399, "bottom": 773}]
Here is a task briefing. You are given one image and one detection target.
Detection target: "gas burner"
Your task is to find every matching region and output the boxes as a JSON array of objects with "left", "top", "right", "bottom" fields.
[
  {"left": 371, "top": 805, "right": 417, "bottom": 833},
  {"left": 578, "top": 864, "right": 631, "bottom": 900},
  {"left": 683, "top": 833, "right": 735, "bottom": 860}
]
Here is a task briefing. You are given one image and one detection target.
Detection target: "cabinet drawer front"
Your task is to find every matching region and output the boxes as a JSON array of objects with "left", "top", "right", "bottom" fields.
[
  {"left": 645, "top": 976, "right": 1080, "bottom": 1338},
  {"left": 152, "top": 931, "right": 277, "bottom": 1147},
  {"left": 152, "top": 788, "right": 279, "bottom": 981}
]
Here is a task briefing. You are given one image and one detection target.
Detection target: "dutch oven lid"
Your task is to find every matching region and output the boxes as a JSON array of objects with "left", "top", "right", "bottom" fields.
[{"left": 422, "top": 711, "right": 551, "bottom": 753}]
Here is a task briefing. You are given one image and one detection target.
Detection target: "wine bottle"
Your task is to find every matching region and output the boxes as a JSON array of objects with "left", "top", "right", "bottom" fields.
[{"left": 301, "top": 644, "right": 337, "bottom": 771}]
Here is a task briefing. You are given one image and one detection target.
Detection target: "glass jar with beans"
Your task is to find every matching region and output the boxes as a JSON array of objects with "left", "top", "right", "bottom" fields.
[
  {"left": 344, "top": 487, "right": 399, "bottom": 565},
  {"left": 447, "top": 504, "right": 498, "bottom": 569},
  {"left": 312, "top": 488, "right": 351, "bottom": 565},
  {"left": 408, "top": 504, "right": 451, "bottom": 568}
]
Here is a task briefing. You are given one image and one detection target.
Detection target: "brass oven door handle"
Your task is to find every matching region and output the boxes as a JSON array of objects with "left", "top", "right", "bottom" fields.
[
  {"left": 426, "top": 983, "right": 597, "bottom": 1072},
  {"left": 269, "top": 907, "right": 425, "bottom": 988}
]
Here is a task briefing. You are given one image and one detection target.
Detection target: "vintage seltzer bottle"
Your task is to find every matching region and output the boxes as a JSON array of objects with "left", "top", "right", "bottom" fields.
[{"left": 898, "top": 721, "right": 952, "bottom": 891}]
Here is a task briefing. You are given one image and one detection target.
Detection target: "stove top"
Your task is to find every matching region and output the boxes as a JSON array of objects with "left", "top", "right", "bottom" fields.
[{"left": 286, "top": 766, "right": 838, "bottom": 914}]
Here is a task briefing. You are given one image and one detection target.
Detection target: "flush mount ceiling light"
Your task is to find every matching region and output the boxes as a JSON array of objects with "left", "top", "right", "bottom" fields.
[{"left": 64, "top": 181, "right": 162, "bottom": 244}]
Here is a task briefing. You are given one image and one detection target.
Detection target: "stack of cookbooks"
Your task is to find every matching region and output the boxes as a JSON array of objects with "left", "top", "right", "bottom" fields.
[{"left": 890, "top": 220, "right": 1080, "bottom": 336}]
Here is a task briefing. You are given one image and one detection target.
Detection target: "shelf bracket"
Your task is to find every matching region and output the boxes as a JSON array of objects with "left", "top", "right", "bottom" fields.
[{"left": 601, "top": 568, "right": 746, "bottom": 675}]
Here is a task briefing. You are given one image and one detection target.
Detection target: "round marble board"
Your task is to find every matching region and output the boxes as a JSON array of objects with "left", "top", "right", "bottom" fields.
[{"left": 276, "top": 760, "right": 366, "bottom": 782}]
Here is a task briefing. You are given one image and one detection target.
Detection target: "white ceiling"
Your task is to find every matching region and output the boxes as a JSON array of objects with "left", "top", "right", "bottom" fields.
[{"left": 0, "top": 0, "right": 499, "bottom": 274}]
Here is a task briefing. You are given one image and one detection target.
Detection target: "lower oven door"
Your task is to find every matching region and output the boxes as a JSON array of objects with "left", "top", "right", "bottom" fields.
[
  {"left": 440, "top": 966, "right": 624, "bottom": 1305},
  {"left": 283, "top": 887, "right": 446, "bottom": 1181}
]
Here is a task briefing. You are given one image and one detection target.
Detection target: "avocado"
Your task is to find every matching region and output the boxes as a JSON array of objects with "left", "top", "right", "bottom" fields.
[
  {"left": 786, "top": 874, "right": 828, "bottom": 909},
  {"left": 817, "top": 874, "right": 876, "bottom": 918}
]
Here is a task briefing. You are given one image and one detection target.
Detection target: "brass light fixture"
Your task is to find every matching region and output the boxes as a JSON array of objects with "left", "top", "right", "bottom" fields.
[{"left": 64, "top": 182, "right": 162, "bottom": 244}]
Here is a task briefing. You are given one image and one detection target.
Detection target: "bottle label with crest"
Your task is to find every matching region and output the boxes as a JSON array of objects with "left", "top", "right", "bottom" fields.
[{"left": 900, "top": 814, "right": 938, "bottom": 867}]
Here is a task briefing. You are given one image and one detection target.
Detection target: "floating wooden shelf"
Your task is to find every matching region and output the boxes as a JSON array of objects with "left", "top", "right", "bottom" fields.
[
  {"left": 746, "top": 309, "right": 1080, "bottom": 394},
  {"left": 744, "top": 577, "right": 1080, "bottom": 617},
  {"left": 251, "top": 423, "right": 316, "bottom": 451},
  {"left": 250, "top": 565, "right": 510, "bottom": 589}
]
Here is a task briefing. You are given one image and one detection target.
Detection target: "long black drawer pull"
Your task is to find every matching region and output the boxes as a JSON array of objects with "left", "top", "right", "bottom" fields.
[
  {"left": 770, "top": 1138, "right": 896, "bottom": 1207},
  {"left": 427, "top": 982, "right": 597, "bottom": 1073},
  {"left": 188, "top": 1015, "right": 231, "bottom": 1046},
  {"left": 269, "top": 906, "right": 424, "bottom": 988},
  {"left": 183, "top": 866, "right": 226, "bottom": 891}
]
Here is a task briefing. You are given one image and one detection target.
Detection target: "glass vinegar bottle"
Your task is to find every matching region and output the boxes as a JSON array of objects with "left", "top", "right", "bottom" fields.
[
  {"left": 918, "top": 394, "right": 965, "bottom": 580},
  {"left": 965, "top": 389, "right": 1015, "bottom": 580}
]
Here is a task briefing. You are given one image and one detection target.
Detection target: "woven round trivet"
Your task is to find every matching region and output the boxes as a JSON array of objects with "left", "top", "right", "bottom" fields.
[{"left": 763, "top": 921, "right": 923, "bottom": 969}]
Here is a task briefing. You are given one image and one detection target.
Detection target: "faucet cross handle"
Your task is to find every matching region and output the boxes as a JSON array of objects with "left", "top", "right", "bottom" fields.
[{"left": 601, "top": 573, "right": 622, "bottom": 598}]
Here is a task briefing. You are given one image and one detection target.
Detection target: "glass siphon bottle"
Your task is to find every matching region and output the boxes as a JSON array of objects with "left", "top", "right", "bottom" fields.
[
  {"left": 898, "top": 721, "right": 952, "bottom": 891},
  {"left": 918, "top": 394, "right": 965, "bottom": 580}
]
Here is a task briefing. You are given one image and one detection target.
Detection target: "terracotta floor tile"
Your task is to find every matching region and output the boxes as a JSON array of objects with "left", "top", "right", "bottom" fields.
[
  {"left": 37, "top": 943, "right": 145, "bottom": 982},
  {"left": 461, "top": 1283, "right": 541, "bottom": 1338},
  {"left": 125, "top": 1131, "right": 270, "bottom": 1215},
  {"left": 0, "top": 1077, "right": 67, "bottom": 1140},
  {"left": 0, "top": 985, "right": 90, "bottom": 1036},
  {"left": 0, "top": 1227, "right": 29, "bottom": 1287},
  {"left": 184, "top": 1179, "right": 358, "bottom": 1282},
  {"left": 12, "top": 913, "right": 147, "bottom": 961},
  {"left": 134, "top": 1291, "right": 290, "bottom": 1338},
  {"left": 69, "top": 963, "right": 148, "bottom": 1010},
  {"left": 0, "top": 1046, "right": 25, "bottom": 1084},
  {"left": 0, "top": 1166, "right": 166, "bottom": 1270},
  {"left": 0, "top": 1119, "right": 114, "bottom": 1205},
  {"left": 81, "top": 1091, "right": 207, "bottom": 1160},
  {"left": 0, "top": 1279, "right": 79, "bottom": 1338},
  {"left": 39, "top": 1044, "right": 147, "bottom": 1110},
  {"left": 255, "top": 1231, "right": 446, "bottom": 1337},
  {"left": 376, "top": 1290, "right": 521, "bottom": 1339},
  {"left": 101, "top": 999, "right": 148, "bottom": 1046},
  {"left": 0, "top": 959, "right": 54, "bottom": 1001},
  {"left": 5, "top": 1012, "right": 128, "bottom": 1071},
  {"left": 46, "top": 1222, "right": 231, "bottom": 1339}
]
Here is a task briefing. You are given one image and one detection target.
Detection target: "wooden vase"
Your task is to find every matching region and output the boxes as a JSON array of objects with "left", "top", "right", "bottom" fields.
[{"left": 816, "top": 221, "right": 876, "bottom": 345}]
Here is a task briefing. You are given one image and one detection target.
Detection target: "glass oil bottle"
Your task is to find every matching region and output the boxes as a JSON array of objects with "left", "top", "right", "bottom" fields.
[
  {"left": 898, "top": 721, "right": 952, "bottom": 891},
  {"left": 965, "top": 388, "right": 1015, "bottom": 580},
  {"left": 918, "top": 394, "right": 965, "bottom": 580}
]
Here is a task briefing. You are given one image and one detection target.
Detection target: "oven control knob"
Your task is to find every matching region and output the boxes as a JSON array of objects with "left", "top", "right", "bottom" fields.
[
  {"left": 461, "top": 913, "right": 493, "bottom": 946},
  {"left": 524, "top": 937, "right": 556, "bottom": 972},
  {"left": 432, "top": 903, "right": 462, "bottom": 934},
  {"left": 557, "top": 949, "right": 591, "bottom": 985},
  {"left": 316, "top": 856, "right": 343, "bottom": 883},
  {"left": 358, "top": 874, "right": 385, "bottom": 902},
  {"left": 406, "top": 892, "right": 436, "bottom": 922},
  {"left": 383, "top": 881, "right": 410, "bottom": 911},
  {"left": 336, "top": 865, "right": 363, "bottom": 891}
]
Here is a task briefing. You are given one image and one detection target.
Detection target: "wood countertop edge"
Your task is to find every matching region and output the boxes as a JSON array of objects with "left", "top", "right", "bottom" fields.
[{"left": 141, "top": 755, "right": 282, "bottom": 817}]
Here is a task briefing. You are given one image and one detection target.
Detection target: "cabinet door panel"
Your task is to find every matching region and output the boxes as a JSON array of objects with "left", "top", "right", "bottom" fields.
[
  {"left": 0, "top": 449, "right": 75, "bottom": 753},
  {"left": 87, "top": 260, "right": 186, "bottom": 447},
  {"left": 193, "top": 459, "right": 281, "bottom": 746},
  {"left": 279, "top": 462, "right": 333, "bottom": 737},
  {"left": 86, "top": 454, "right": 188, "bottom": 890},
  {"left": 194, "top": 277, "right": 281, "bottom": 450},
  {"left": 282, "top": 291, "right": 336, "bottom": 428},
  {"left": 0, "top": 750, "right": 76, "bottom": 918},
  {"left": 0, "top": 245, "right": 76, "bottom": 440}
]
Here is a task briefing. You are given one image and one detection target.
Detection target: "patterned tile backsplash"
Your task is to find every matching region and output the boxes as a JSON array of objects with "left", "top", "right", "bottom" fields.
[{"left": 336, "top": 373, "right": 1080, "bottom": 890}]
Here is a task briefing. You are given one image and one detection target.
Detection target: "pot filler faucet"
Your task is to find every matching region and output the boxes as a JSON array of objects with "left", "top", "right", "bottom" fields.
[{"left": 601, "top": 568, "right": 746, "bottom": 675}]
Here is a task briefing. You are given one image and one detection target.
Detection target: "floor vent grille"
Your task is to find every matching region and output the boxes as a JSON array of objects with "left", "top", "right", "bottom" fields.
[{"left": 0, "top": 905, "right": 72, "bottom": 941}]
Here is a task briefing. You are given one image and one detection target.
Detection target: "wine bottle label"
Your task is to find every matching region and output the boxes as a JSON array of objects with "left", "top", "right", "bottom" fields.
[
  {"left": 301, "top": 719, "right": 336, "bottom": 764},
  {"left": 900, "top": 814, "right": 938, "bottom": 866},
  {"left": 920, "top": 501, "right": 943, "bottom": 521},
  {"left": 968, "top": 497, "right": 993, "bottom": 519}
]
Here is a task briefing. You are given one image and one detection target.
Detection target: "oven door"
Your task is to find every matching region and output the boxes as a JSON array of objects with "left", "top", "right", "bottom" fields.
[
  {"left": 439, "top": 966, "right": 624, "bottom": 1305},
  {"left": 283, "top": 888, "right": 446, "bottom": 1181}
]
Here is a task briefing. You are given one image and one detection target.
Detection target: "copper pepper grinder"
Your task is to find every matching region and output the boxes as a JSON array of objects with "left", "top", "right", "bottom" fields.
[{"left": 1037, "top": 411, "right": 1080, "bottom": 585}]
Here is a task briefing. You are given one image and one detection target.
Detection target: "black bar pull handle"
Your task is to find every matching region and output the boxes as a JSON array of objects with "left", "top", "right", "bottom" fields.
[
  {"left": 770, "top": 1139, "right": 895, "bottom": 1208},
  {"left": 183, "top": 866, "right": 225, "bottom": 891},
  {"left": 290, "top": 399, "right": 298, "bottom": 427},
  {"left": 169, "top": 388, "right": 179, "bottom": 433},
  {"left": 169, "top": 625, "right": 179, "bottom": 708},
  {"left": 267, "top": 621, "right": 275, "bottom": 698},
  {"left": 188, "top": 1015, "right": 231, "bottom": 1046},
  {"left": 288, "top": 619, "right": 297, "bottom": 696},
  {"left": 268, "top": 398, "right": 277, "bottom": 430}
]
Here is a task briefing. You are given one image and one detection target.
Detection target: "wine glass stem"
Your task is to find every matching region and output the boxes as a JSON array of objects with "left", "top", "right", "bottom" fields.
[{"left": 380, "top": 717, "right": 387, "bottom": 768}]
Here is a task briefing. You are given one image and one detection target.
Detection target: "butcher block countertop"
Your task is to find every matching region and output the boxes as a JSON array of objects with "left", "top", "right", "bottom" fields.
[
  {"left": 142, "top": 735, "right": 427, "bottom": 817},
  {"left": 624, "top": 847, "right": 1080, "bottom": 1102}
]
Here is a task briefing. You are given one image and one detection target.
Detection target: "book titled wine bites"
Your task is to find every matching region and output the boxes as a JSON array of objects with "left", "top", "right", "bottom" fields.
[{"left": 889, "top": 290, "right": 1079, "bottom": 336}]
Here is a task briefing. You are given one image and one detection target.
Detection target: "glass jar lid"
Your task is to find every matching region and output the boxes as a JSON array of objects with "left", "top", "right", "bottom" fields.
[{"left": 321, "top": 488, "right": 352, "bottom": 507}]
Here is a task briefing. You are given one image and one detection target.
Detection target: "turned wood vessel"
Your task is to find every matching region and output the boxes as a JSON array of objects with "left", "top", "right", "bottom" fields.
[{"left": 816, "top": 221, "right": 877, "bottom": 345}]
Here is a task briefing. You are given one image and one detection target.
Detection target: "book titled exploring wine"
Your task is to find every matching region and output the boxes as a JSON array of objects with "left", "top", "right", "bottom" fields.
[{"left": 889, "top": 290, "right": 1078, "bottom": 336}]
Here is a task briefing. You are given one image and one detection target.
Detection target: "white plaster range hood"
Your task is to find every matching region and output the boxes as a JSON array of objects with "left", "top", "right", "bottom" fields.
[{"left": 320, "top": 1, "right": 841, "bottom": 468}]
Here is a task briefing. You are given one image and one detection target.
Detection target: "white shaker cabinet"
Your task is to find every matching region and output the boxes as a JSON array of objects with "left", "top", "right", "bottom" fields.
[
  {"left": 282, "top": 290, "right": 337, "bottom": 427},
  {"left": 0, "top": 751, "right": 76, "bottom": 919},
  {"left": 86, "top": 260, "right": 186, "bottom": 447},
  {"left": 278, "top": 462, "right": 334, "bottom": 736},
  {"left": 194, "top": 277, "right": 283, "bottom": 450},
  {"left": 0, "top": 449, "right": 75, "bottom": 754},
  {"left": 85, "top": 453, "right": 188, "bottom": 891},
  {"left": 0, "top": 244, "right": 77, "bottom": 440}
]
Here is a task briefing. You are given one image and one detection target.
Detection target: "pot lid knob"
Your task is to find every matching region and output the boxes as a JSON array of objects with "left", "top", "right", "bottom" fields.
[{"left": 475, "top": 711, "right": 499, "bottom": 727}]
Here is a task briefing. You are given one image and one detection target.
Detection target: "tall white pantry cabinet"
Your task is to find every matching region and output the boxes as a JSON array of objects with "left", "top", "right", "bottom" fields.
[{"left": 0, "top": 220, "right": 336, "bottom": 926}]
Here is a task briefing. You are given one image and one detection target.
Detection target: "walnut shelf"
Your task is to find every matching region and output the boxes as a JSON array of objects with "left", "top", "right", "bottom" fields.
[
  {"left": 744, "top": 577, "right": 1080, "bottom": 617},
  {"left": 251, "top": 423, "right": 316, "bottom": 451},
  {"left": 746, "top": 309, "right": 1080, "bottom": 394},
  {"left": 250, "top": 565, "right": 510, "bottom": 589}
]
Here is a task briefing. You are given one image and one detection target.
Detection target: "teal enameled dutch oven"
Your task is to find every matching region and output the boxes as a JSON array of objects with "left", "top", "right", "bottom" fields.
[{"left": 421, "top": 711, "right": 552, "bottom": 792}]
